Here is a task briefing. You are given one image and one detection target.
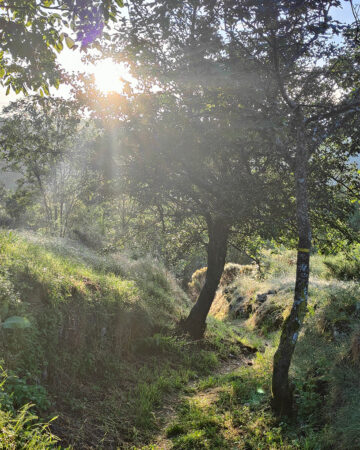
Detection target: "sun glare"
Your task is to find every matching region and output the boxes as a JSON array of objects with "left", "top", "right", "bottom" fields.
[{"left": 92, "top": 59, "right": 133, "bottom": 94}]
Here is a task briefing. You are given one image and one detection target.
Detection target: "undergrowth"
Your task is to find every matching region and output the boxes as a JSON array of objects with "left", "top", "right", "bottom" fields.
[
  {"left": 0, "top": 230, "right": 246, "bottom": 448},
  {"left": 159, "top": 249, "right": 360, "bottom": 450},
  {"left": 2, "top": 232, "right": 360, "bottom": 448},
  {"left": 0, "top": 365, "right": 60, "bottom": 449}
]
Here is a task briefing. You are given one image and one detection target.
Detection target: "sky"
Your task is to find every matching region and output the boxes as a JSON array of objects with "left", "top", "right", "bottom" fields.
[{"left": 0, "top": 0, "right": 357, "bottom": 109}]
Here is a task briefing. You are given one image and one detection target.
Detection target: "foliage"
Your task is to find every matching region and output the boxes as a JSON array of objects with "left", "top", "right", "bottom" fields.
[
  {"left": 1, "top": 230, "right": 360, "bottom": 447},
  {"left": 324, "top": 245, "right": 360, "bottom": 280},
  {"left": 156, "top": 251, "right": 360, "bottom": 449},
  {"left": 0, "top": 0, "right": 123, "bottom": 94},
  {"left": 0, "top": 366, "right": 59, "bottom": 449},
  {"left": 1, "top": 0, "right": 360, "bottom": 446},
  {"left": 0, "top": 97, "right": 102, "bottom": 236},
  {"left": 0, "top": 229, "right": 247, "bottom": 447},
  {"left": 0, "top": 403, "right": 59, "bottom": 449},
  {"left": 0, "top": 366, "right": 51, "bottom": 414}
]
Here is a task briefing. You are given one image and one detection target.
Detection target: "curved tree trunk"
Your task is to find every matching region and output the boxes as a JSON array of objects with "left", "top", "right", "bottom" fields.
[
  {"left": 272, "top": 126, "right": 311, "bottom": 416},
  {"left": 182, "top": 215, "right": 229, "bottom": 339}
]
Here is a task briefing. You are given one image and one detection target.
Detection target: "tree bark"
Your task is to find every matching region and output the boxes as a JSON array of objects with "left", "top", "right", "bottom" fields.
[
  {"left": 272, "top": 123, "right": 311, "bottom": 416},
  {"left": 182, "top": 215, "right": 229, "bottom": 339}
]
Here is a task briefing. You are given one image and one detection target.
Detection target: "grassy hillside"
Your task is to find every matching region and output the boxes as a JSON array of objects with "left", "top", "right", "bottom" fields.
[
  {"left": 0, "top": 230, "right": 247, "bottom": 448},
  {"left": 162, "top": 249, "right": 360, "bottom": 449},
  {"left": 2, "top": 233, "right": 360, "bottom": 449}
]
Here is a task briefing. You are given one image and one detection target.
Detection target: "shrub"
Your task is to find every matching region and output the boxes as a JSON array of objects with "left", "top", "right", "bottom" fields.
[
  {"left": 324, "top": 249, "right": 360, "bottom": 281},
  {"left": 0, "top": 404, "right": 59, "bottom": 449},
  {"left": 0, "top": 366, "right": 59, "bottom": 448}
]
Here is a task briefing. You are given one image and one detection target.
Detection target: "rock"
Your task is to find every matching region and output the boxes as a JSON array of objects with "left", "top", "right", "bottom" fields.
[
  {"left": 229, "top": 296, "right": 244, "bottom": 310},
  {"left": 231, "top": 299, "right": 253, "bottom": 319},
  {"left": 256, "top": 293, "right": 268, "bottom": 304}
]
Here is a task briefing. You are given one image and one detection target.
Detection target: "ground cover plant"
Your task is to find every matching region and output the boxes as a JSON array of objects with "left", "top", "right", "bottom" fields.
[
  {"left": 147, "top": 250, "right": 360, "bottom": 450},
  {"left": 0, "top": 230, "right": 251, "bottom": 448},
  {"left": 1, "top": 232, "right": 360, "bottom": 448}
]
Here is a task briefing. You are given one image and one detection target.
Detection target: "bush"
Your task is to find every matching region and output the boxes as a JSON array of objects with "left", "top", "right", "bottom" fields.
[
  {"left": 0, "top": 404, "right": 59, "bottom": 449},
  {"left": 0, "top": 366, "right": 58, "bottom": 448},
  {"left": 324, "top": 248, "right": 360, "bottom": 281}
]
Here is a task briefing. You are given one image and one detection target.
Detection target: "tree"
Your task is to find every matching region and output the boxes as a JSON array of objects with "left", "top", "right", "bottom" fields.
[
  {"left": 97, "top": 89, "right": 273, "bottom": 338},
  {"left": 218, "top": 0, "right": 360, "bottom": 415},
  {"left": 88, "top": 0, "right": 360, "bottom": 343},
  {"left": 0, "top": 96, "right": 101, "bottom": 236},
  {"left": 0, "top": 0, "right": 123, "bottom": 95}
]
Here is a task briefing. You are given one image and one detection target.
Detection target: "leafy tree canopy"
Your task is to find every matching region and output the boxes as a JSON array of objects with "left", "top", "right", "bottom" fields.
[{"left": 0, "top": 0, "right": 123, "bottom": 95}]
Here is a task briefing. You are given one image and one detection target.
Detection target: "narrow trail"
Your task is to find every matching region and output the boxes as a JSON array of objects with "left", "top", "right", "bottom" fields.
[{"left": 151, "top": 346, "right": 256, "bottom": 449}]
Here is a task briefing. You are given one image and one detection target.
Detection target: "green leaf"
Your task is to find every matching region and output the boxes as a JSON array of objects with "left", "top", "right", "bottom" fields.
[
  {"left": 2, "top": 316, "right": 31, "bottom": 329},
  {"left": 65, "top": 36, "right": 76, "bottom": 49},
  {"left": 55, "top": 41, "right": 63, "bottom": 52}
]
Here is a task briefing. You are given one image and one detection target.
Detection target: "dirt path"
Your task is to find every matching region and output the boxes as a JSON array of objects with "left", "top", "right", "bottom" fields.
[{"left": 151, "top": 349, "right": 255, "bottom": 449}]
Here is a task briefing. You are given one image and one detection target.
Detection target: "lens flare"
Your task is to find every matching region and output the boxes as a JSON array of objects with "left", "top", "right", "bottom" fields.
[{"left": 93, "top": 59, "right": 132, "bottom": 93}]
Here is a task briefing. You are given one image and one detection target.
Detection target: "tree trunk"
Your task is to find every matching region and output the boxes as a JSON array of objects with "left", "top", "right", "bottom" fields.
[
  {"left": 272, "top": 125, "right": 311, "bottom": 416},
  {"left": 181, "top": 215, "right": 229, "bottom": 339}
]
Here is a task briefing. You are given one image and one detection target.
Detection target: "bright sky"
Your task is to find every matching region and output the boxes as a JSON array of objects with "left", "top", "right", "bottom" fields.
[
  {"left": 0, "top": 0, "right": 357, "bottom": 110},
  {"left": 0, "top": 49, "right": 135, "bottom": 109}
]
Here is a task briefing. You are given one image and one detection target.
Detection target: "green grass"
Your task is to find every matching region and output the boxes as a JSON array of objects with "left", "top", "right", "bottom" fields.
[
  {"left": 0, "top": 230, "right": 248, "bottom": 448},
  {"left": 324, "top": 244, "right": 360, "bottom": 281},
  {"left": 164, "top": 348, "right": 299, "bottom": 449},
  {"left": 158, "top": 250, "right": 360, "bottom": 450},
  {"left": 162, "top": 343, "right": 329, "bottom": 449},
  {"left": 0, "top": 403, "right": 60, "bottom": 449},
  {"left": 3, "top": 231, "right": 360, "bottom": 448}
]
